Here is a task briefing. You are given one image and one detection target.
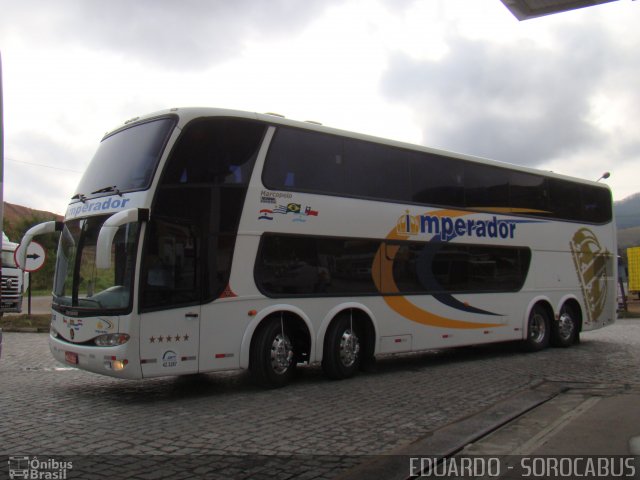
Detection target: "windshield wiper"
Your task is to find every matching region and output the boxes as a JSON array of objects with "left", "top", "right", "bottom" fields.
[
  {"left": 71, "top": 192, "right": 87, "bottom": 203},
  {"left": 91, "top": 185, "right": 122, "bottom": 196}
]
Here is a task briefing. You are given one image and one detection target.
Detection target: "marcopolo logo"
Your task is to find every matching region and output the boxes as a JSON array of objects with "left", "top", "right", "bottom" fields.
[
  {"left": 66, "top": 197, "right": 132, "bottom": 218},
  {"left": 397, "top": 211, "right": 519, "bottom": 242}
]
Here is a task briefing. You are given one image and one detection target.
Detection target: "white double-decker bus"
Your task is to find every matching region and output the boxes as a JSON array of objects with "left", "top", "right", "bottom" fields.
[{"left": 19, "top": 108, "right": 616, "bottom": 387}]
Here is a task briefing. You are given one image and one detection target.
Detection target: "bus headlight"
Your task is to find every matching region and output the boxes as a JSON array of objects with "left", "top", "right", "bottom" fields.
[{"left": 94, "top": 333, "right": 130, "bottom": 347}]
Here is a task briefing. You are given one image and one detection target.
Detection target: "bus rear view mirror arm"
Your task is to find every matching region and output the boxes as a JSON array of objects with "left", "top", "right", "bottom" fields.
[
  {"left": 96, "top": 208, "right": 149, "bottom": 269},
  {"left": 16, "top": 221, "right": 64, "bottom": 270}
]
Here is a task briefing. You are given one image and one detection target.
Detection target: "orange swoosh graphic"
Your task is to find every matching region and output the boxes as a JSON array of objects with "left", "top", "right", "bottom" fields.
[{"left": 373, "top": 209, "right": 503, "bottom": 329}]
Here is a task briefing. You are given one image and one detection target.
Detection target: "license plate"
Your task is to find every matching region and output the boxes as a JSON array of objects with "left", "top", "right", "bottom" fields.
[{"left": 65, "top": 351, "right": 78, "bottom": 365}]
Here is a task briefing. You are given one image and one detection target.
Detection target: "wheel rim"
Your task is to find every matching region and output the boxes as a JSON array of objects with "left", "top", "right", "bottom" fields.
[
  {"left": 270, "top": 333, "right": 293, "bottom": 375},
  {"left": 558, "top": 311, "right": 575, "bottom": 340},
  {"left": 529, "top": 312, "right": 547, "bottom": 344},
  {"left": 339, "top": 329, "right": 360, "bottom": 367}
]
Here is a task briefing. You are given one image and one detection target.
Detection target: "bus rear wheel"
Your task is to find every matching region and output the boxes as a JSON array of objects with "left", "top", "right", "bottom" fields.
[
  {"left": 523, "top": 305, "right": 550, "bottom": 352},
  {"left": 322, "top": 314, "right": 361, "bottom": 380},
  {"left": 250, "top": 318, "right": 296, "bottom": 388},
  {"left": 551, "top": 303, "right": 578, "bottom": 347}
]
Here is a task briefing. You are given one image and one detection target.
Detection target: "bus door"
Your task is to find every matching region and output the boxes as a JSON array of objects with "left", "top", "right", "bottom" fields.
[{"left": 139, "top": 218, "right": 201, "bottom": 377}]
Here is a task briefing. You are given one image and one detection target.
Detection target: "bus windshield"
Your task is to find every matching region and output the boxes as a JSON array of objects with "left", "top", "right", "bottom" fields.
[
  {"left": 73, "top": 117, "right": 176, "bottom": 199},
  {"left": 53, "top": 216, "right": 139, "bottom": 314}
]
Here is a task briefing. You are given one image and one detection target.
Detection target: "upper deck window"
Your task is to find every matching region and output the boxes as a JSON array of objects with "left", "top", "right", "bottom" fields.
[
  {"left": 74, "top": 117, "right": 176, "bottom": 199},
  {"left": 263, "top": 126, "right": 612, "bottom": 224}
]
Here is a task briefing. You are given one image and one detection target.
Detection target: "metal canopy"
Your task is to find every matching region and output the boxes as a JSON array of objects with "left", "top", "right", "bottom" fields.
[{"left": 501, "top": 0, "right": 620, "bottom": 20}]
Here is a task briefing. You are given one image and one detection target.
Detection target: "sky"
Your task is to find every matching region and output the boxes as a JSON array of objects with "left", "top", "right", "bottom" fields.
[{"left": 1, "top": 0, "right": 639, "bottom": 216}]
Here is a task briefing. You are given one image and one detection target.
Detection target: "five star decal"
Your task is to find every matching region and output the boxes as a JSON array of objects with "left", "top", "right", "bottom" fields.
[{"left": 149, "top": 333, "right": 190, "bottom": 343}]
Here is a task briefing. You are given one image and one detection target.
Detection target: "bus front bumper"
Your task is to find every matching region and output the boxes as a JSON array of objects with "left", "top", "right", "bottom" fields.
[{"left": 49, "top": 333, "right": 142, "bottom": 379}]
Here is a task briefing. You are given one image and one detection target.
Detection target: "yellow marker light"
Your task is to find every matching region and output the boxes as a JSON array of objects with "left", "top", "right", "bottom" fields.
[
  {"left": 111, "top": 359, "right": 127, "bottom": 371},
  {"left": 104, "top": 357, "right": 129, "bottom": 371}
]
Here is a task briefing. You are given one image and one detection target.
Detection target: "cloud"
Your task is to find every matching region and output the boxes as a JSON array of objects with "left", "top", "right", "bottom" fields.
[
  {"left": 381, "top": 21, "right": 623, "bottom": 168},
  {"left": 1, "top": 0, "right": 344, "bottom": 70},
  {"left": 5, "top": 131, "right": 87, "bottom": 214}
]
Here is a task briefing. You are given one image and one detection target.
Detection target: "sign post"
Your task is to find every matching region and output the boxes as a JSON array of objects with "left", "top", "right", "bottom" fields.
[{"left": 15, "top": 241, "right": 47, "bottom": 315}]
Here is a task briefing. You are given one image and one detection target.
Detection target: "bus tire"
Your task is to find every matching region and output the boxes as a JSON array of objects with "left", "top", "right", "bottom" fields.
[
  {"left": 551, "top": 303, "right": 578, "bottom": 348},
  {"left": 322, "top": 314, "right": 361, "bottom": 380},
  {"left": 249, "top": 318, "right": 295, "bottom": 388},
  {"left": 523, "top": 304, "right": 550, "bottom": 352}
]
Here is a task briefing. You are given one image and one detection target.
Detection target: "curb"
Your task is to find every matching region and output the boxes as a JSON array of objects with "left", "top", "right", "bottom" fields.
[
  {"left": 336, "top": 381, "right": 565, "bottom": 480},
  {"left": 0, "top": 327, "right": 49, "bottom": 333}
]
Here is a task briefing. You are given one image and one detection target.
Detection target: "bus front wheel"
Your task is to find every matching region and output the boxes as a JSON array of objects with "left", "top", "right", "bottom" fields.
[
  {"left": 250, "top": 318, "right": 296, "bottom": 388},
  {"left": 322, "top": 314, "right": 361, "bottom": 380},
  {"left": 523, "top": 305, "right": 550, "bottom": 352}
]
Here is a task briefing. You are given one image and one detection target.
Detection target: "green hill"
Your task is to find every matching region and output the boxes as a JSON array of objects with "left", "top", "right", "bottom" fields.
[{"left": 2, "top": 201, "right": 63, "bottom": 292}]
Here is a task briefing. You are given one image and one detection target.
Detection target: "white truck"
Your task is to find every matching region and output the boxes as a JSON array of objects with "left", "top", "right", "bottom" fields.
[{"left": 1, "top": 232, "right": 29, "bottom": 315}]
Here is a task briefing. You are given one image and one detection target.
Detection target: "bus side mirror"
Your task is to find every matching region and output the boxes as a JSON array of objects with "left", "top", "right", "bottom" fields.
[
  {"left": 16, "top": 221, "right": 63, "bottom": 270},
  {"left": 96, "top": 208, "right": 149, "bottom": 269}
]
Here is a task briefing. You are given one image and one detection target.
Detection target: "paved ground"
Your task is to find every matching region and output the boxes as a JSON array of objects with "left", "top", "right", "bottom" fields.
[
  {"left": 1, "top": 316, "right": 640, "bottom": 479},
  {"left": 3, "top": 295, "right": 51, "bottom": 316}
]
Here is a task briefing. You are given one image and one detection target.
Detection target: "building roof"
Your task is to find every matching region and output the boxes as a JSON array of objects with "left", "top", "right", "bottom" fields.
[{"left": 500, "top": 0, "right": 620, "bottom": 20}]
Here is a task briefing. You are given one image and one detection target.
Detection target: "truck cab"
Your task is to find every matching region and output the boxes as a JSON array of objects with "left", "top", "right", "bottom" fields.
[{"left": 1, "top": 232, "right": 29, "bottom": 314}]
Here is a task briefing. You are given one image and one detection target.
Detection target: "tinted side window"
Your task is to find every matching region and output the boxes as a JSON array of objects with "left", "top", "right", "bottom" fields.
[
  {"left": 581, "top": 185, "right": 612, "bottom": 223},
  {"left": 163, "top": 118, "right": 265, "bottom": 187},
  {"left": 322, "top": 238, "right": 380, "bottom": 294},
  {"left": 545, "top": 179, "right": 611, "bottom": 223},
  {"left": 256, "top": 235, "right": 320, "bottom": 295},
  {"left": 256, "top": 235, "right": 532, "bottom": 297},
  {"left": 409, "top": 152, "right": 464, "bottom": 207},
  {"left": 548, "top": 179, "right": 583, "bottom": 222},
  {"left": 465, "top": 164, "right": 510, "bottom": 208},
  {"left": 509, "top": 172, "right": 549, "bottom": 214},
  {"left": 263, "top": 128, "right": 345, "bottom": 194},
  {"left": 142, "top": 118, "right": 266, "bottom": 310},
  {"left": 263, "top": 127, "right": 611, "bottom": 225},
  {"left": 141, "top": 217, "right": 201, "bottom": 309},
  {"left": 256, "top": 234, "right": 380, "bottom": 296},
  {"left": 390, "top": 242, "right": 531, "bottom": 294},
  {"left": 343, "top": 139, "right": 410, "bottom": 201},
  {"left": 466, "top": 245, "right": 532, "bottom": 292}
]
